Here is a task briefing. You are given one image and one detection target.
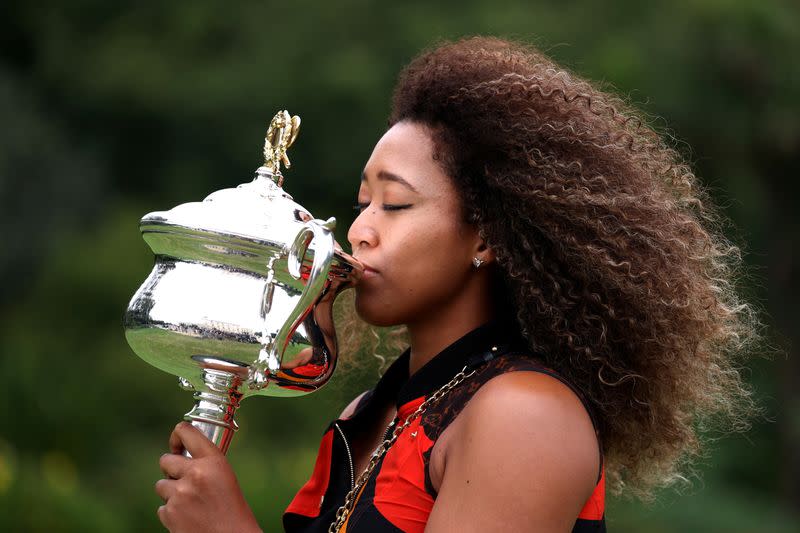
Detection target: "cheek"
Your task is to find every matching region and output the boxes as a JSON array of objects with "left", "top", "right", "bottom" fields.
[
  {"left": 401, "top": 226, "right": 463, "bottom": 282},
  {"left": 355, "top": 216, "right": 472, "bottom": 326}
]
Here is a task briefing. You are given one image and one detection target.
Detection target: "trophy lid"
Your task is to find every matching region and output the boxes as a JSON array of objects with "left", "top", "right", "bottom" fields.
[{"left": 139, "top": 111, "right": 325, "bottom": 273}]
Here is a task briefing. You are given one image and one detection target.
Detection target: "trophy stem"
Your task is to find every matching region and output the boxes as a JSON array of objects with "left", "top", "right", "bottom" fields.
[{"left": 182, "top": 368, "right": 244, "bottom": 455}]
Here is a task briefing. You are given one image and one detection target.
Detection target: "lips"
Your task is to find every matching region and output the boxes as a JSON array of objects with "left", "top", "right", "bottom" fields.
[{"left": 354, "top": 258, "right": 380, "bottom": 279}]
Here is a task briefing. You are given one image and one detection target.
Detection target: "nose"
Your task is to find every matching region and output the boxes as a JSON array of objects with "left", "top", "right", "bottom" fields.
[{"left": 347, "top": 209, "right": 378, "bottom": 253}]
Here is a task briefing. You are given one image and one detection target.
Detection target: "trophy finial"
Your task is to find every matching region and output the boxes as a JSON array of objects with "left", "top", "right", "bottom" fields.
[{"left": 263, "top": 110, "right": 301, "bottom": 176}]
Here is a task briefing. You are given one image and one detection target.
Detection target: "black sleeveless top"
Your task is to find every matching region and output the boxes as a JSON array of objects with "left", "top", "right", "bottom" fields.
[{"left": 284, "top": 321, "right": 606, "bottom": 532}]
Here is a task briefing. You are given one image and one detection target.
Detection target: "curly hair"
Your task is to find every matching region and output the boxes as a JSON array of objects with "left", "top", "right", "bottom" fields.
[{"left": 353, "top": 36, "right": 763, "bottom": 498}]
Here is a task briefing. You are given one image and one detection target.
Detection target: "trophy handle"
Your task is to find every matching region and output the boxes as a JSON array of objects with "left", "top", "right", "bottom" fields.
[{"left": 249, "top": 217, "right": 336, "bottom": 389}]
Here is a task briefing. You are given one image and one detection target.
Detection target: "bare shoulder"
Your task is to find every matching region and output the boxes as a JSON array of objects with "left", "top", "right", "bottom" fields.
[
  {"left": 457, "top": 370, "right": 599, "bottom": 478},
  {"left": 338, "top": 390, "right": 371, "bottom": 420},
  {"left": 468, "top": 370, "right": 597, "bottom": 437},
  {"left": 426, "top": 370, "right": 600, "bottom": 532}
]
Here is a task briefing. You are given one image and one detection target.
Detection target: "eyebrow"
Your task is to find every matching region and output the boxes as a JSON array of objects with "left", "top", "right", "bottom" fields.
[{"left": 361, "top": 170, "right": 419, "bottom": 193}]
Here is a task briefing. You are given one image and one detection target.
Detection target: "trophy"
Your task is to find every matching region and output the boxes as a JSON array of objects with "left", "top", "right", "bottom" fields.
[{"left": 123, "top": 111, "right": 363, "bottom": 454}]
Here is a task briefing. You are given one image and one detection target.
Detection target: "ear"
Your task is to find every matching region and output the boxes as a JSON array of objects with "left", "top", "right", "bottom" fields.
[{"left": 472, "top": 234, "right": 496, "bottom": 266}]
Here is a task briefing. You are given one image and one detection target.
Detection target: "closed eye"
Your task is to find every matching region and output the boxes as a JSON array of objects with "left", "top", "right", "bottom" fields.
[
  {"left": 382, "top": 203, "right": 413, "bottom": 211},
  {"left": 352, "top": 202, "right": 413, "bottom": 213}
]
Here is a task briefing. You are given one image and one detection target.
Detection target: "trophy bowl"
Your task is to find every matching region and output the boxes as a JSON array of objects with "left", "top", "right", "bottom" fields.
[{"left": 123, "top": 111, "right": 362, "bottom": 453}]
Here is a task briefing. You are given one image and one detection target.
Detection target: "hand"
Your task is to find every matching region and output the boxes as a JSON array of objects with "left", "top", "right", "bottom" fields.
[{"left": 154, "top": 422, "right": 262, "bottom": 533}]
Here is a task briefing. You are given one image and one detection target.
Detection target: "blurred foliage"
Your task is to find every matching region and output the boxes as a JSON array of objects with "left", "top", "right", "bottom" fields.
[{"left": 1, "top": 1, "right": 798, "bottom": 531}]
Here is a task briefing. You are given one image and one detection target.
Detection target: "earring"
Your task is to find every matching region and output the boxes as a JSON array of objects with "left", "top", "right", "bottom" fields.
[{"left": 472, "top": 257, "right": 485, "bottom": 268}]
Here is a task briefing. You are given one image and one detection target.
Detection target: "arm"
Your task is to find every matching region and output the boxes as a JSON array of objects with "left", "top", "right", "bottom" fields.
[
  {"left": 425, "top": 372, "right": 600, "bottom": 533},
  {"left": 155, "top": 422, "right": 262, "bottom": 533}
]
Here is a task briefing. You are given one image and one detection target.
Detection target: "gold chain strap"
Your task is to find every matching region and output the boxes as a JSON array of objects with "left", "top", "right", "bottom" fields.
[{"left": 328, "top": 364, "right": 477, "bottom": 532}]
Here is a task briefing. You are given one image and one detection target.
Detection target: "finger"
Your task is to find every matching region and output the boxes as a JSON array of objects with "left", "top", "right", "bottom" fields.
[
  {"left": 168, "top": 422, "right": 188, "bottom": 454},
  {"left": 154, "top": 478, "right": 178, "bottom": 503},
  {"left": 159, "top": 452, "right": 190, "bottom": 479},
  {"left": 157, "top": 504, "right": 172, "bottom": 530},
  {"left": 169, "top": 421, "right": 220, "bottom": 459}
]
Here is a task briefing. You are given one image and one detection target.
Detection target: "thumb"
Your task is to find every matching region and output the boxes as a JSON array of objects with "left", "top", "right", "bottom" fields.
[{"left": 169, "top": 421, "right": 221, "bottom": 458}]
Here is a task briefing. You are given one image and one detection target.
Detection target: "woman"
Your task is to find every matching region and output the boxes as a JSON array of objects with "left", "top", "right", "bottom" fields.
[{"left": 155, "top": 37, "right": 760, "bottom": 532}]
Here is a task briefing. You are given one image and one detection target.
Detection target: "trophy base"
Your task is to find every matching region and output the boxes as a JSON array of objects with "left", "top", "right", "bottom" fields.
[{"left": 181, "top": 356, "right": 248, "bottom": 455}]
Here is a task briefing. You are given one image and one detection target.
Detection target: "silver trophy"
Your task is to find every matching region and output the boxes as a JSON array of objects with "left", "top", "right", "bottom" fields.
[{"left": 123, "top": 111, "right": 363, "bottom": 454}]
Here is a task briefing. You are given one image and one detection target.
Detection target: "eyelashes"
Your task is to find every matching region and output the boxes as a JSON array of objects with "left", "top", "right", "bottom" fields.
[{"left": 352, "top": 202, "right": 413, "bottom": 213}]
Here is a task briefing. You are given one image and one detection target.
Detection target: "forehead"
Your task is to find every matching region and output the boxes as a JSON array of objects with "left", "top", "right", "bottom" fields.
[{"left": 361, "top": 122, "right": 452, "bottom": 196}]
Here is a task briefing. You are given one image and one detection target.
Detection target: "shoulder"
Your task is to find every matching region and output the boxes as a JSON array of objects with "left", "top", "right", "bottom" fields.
[
  {"left": 458, "top": 370, "right": 599, "bottom": 476},
  {"left": 338, "top": 390, "right": 371, "bottom": 420},
  {"left": 426, "top": 370, "right": 599, "bottom": 531},
  {"left": 470, "top": 368, "right": 597, "bottom": 430}
]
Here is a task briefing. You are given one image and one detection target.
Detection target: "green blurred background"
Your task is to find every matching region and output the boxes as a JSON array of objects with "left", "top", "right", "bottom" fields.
[{"left": 1, "top": 1, "right": 798, "bottom": 531}]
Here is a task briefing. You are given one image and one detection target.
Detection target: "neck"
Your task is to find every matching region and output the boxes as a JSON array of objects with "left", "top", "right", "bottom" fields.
[{"left": 405, "top": 276, "right": 496, "bottom": 376}]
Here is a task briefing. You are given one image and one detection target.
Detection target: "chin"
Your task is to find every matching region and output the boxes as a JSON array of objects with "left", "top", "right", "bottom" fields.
[{"left": 354, "top": 292, "right": 406, "bottom": 328}]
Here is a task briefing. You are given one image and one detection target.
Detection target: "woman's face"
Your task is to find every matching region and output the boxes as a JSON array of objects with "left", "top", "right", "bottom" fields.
[{"left": 347, "top": 121, "right": 482, "bottom": 327}]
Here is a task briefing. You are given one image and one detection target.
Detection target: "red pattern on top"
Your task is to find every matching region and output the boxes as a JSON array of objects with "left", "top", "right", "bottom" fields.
[
  {"left": 577, "top": 469, "right": 605, "bottom": 520},
  {"left": 285, "top": 430, "right": 334, "bottom": 518},
  {"left": 373, "top": 398, "right": 434, "bottom": 533}
]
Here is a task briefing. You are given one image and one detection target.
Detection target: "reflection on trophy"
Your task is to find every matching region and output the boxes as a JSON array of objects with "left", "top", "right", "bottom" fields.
[{"left": 123, "top": 110, "right": 363, "bottom": 454}]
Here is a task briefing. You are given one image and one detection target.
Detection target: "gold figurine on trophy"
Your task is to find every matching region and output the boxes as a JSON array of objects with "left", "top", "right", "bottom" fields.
[{"left": 263, "top": 110, "right": 301, "bottom": 181}]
